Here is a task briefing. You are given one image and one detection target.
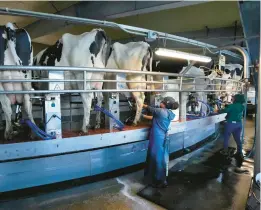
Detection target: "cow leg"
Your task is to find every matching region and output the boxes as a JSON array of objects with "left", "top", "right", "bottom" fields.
[
  {"left": 23, "top": 94, "right": 35, "bottom": 124},
  {"left": 132, "top": 92, "right": 145, "bottom": 126},
  {"left": 95, "top": 92, "right": 103, "bottom": 129},
  {"left": 23, "top": 94, "right": 36, "bottom": 139},
  {"left": 0, "top": 85, "right": 13, "bottom": 140},
  {"left": 22, "top": 81, "right": 35, "bottom": 139},
  {"left": 81, "top": 93, "right": 93, "bottom": 133}
]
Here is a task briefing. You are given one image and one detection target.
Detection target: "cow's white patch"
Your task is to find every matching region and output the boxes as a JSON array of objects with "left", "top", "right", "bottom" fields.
[
  {"left": 34, "top": 29, "right": 108, "bottom": 133},
  {"left": 0, "top": 22, "right": 35, "bottom": 139},
  {"left": 105, "top": 41, "right": 152, "bottom": 125}
]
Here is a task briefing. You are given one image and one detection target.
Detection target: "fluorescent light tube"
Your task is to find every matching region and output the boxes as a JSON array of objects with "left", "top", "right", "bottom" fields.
[{"left": 155, "top": 48, "right": 212, "bottom": 63}]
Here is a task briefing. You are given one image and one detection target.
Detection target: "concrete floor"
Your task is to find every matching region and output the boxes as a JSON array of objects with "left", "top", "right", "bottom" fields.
[{"left": 0, "top": 118, "right": 255, "bottom": 210}]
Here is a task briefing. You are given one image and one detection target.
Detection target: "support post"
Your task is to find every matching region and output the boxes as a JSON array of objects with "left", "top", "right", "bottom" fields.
[
  {"left": 179, "top": 93, "right": 187, "bottom": 122},
  {"left": 254, "top": 42, "right": 260, "bottom": 177},
  {"left": 150, "top": 76, "right": 169, "bottom": 107},
  {"left": 104, "top": 73, "right": 121, "bottom": 132},
  {"left": 45, "top": 70, "right": 64, "bottom": 139}
]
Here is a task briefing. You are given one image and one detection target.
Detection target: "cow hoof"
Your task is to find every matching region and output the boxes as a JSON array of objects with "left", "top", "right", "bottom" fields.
[
  {"left": 95, "top": 124, "right": 101, "bottom": 129},
  {"left": 5, "top": 132, "right": 14, "bottom": 140},
  {"left": 79, "top": 130, "right": 89, "bottom": 136},
  {"left": 29, "top": 132, "right": 37, "bottom": 140},
  {"left": 132, "top": 122, "right": 138, "bottom": 127}
]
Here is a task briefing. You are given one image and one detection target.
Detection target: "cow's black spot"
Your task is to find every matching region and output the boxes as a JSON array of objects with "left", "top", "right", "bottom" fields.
[
  {"left": 107, "top": 46, "right": 113, "bottom": 58},
  {"left": 15, "top": 29, "right": 31, "bottom": 66},
  {"left": 235, "top": 68, "right": 242, "bottom": 76},
  {"left": 6, "top": 27, "right": 15, "bottom": 42},
  {"left": 224, "top": 69, "right": 230, "bottom": 74},
  {"left": 141, "top": 47, "right": 152, "bottom": 71},
  {"left": 33, "top": 57, "right": 37, "bottom": 66},
  {"left": 89, "top": 30, "right": 107, "bottom": 57},
  {"left": 39, "top": 39, "right": 63, "bottom": 66},
  {"left": 230, "top": 69, "right": 236, "bottom": 78}
]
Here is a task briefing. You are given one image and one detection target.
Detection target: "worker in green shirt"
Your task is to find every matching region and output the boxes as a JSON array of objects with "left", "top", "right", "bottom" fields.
[{"left": 219, "top": 93, "right": 246, "bottom": 167}]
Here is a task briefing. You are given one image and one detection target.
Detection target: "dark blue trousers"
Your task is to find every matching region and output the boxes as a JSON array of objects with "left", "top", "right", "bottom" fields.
[{"left": 223, "top": 122, "right": 242, "bottom": 154}]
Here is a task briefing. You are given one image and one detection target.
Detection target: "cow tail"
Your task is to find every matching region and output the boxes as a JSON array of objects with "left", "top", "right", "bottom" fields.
[
  {"left": 147, "top": 47, "right": 154, "bottom": 90},
  {"left": 99, "top": 30, "right": 111, "bottom": 67}
]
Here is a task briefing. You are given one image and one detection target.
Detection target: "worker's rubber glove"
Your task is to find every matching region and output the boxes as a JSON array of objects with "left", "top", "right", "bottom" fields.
[{"left": 141, "top": 108, "right": 147, "bottom": 114}]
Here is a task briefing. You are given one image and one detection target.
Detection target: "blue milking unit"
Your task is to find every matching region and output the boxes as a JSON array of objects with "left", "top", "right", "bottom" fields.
[{"left": 0, "top": 7, "right": 250, "bottom": 193}]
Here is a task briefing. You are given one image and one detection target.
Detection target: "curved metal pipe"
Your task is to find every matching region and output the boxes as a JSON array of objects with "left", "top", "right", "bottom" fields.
[
  {"left": 213, "top": 45, "right": 251, "bottom": 155},
  {"left": 0, "top": 7, "right": 242, "bottom": 60},
  {"left": 214, "top": 45, "right": 251, "bottom": 79}
]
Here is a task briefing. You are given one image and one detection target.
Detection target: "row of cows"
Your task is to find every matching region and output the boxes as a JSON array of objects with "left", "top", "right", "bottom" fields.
[{"left": 0, "top": 23, "right": 243, "bottom": 140}]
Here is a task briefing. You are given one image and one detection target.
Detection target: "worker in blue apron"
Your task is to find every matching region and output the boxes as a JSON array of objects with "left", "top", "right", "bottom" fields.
[
  {"left": 142, "top": 97, "right": 179, "bottom": 188},
  {"left": 219, "top": 94, "right": 246, "bottom": 167}
]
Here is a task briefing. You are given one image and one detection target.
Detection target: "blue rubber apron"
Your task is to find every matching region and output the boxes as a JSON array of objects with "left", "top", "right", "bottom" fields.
[{"left": 144, "top": 114, "right": 171, "bottom": 184}]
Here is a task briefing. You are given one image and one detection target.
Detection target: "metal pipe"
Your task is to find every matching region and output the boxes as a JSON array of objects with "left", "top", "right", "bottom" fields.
[
  {"left": 214, "top": 45, "right": 250, "bottom": 159},
  {"left": 0, "top": 89, "right": 243, "bottom": 94},
  {"left": 214, "top": 45, "right": 250, "bottom": 78},
  {"left": 254, "top": 41, "right": 260, "bottom": 177},
  {"left": 0, "top": 79, "right": 242, "bottom": 87},
  {"left": 180, "top": 61, "right": 197, "bottom": 75},
  {"left": 179, "top": 77, "right": 183, "bottom": 91},
  {"left": 0, "top": 7, "right": 242, "bottom": 60},
  {"left": 0, "top": 66, "right": 245, "bottom": 83}
]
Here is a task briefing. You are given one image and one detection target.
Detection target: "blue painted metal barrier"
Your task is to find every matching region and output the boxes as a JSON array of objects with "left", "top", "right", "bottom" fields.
[{"left": 0, "top": 114, "right": 225, "bottom": 192}]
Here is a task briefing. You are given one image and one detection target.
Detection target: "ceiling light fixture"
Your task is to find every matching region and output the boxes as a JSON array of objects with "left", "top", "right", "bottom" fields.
[{"left": 155, "top": 48, "right": 212, "bottom": 63}]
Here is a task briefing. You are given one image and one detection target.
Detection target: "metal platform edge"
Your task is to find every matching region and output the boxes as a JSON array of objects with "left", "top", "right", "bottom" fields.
[
  {"left": 0, "top": 115, "right": 225, "bottom": 193},
  {"left": 0, "top": 114, "right": 226, "bottom": 161}
]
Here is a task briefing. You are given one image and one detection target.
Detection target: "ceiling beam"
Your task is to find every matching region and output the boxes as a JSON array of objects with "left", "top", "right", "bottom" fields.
[{"left": 24, "top": 1, "right": 210, "bottom": 40}]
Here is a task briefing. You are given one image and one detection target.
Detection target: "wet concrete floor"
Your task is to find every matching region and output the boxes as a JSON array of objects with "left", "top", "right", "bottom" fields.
[{"left": 0, "top": 119, "right": 255, "bottom": 210}]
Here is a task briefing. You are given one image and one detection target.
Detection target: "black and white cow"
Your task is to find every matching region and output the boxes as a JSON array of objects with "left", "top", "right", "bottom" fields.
[
  {"left": 33, "top": 29, "right": 111, "bottom": 133},
  {"left": 105, "top": 41, "right": 152, "bottom": 125},
  {"left": 216, "top": 64, "right": 243, "bottom": 102},
  {"left": 0, "top": 22, "right": 34, "bottom": 140},
  {"left": 151, "top": 59, "right": 225, "bottom": 116}
]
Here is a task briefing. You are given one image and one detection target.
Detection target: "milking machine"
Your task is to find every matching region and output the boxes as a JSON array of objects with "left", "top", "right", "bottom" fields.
[
  {"left": 44, "top": 70, "right": 64, "bottom": 139},
  {"left": 187, "top": 93, "right": 200, "bottom": 115},
  {"left": 104, "top": 73, "right": 126, "bottom": 131}
]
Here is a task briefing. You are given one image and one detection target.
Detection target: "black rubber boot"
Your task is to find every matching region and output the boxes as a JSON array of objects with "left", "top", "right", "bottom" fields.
[
  {"left": 220, "top": 150, "right": 232, "bottom": 166},
  {"left": 234, "top": 152, "right": 244, "bottom": 168},
  {"left": 151, "top": 180, "right": 168, "bottom": 188}
]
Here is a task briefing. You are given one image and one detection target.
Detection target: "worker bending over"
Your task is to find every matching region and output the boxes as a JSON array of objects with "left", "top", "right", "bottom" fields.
[
  {"left": 142, "top": 97, "right": 179, "bottom": 188},
  {"left": 219, "top": 93, "right": 246, "bottom": 167}
]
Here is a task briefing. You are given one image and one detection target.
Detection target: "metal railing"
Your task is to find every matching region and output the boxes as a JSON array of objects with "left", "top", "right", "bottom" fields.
[{"left": 0, "top": 65, "right": 243, "bottom": 94}]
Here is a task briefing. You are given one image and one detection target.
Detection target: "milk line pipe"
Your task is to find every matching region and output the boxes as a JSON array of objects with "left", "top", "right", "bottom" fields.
[
  {"left": 213, "top": 45, "right": 251, "bottom": 148},
  {"left": 254, "top": 35, "right": 261, "bottom": 177},
  {"left": 213, "top": 45, "right": 250, "bottom": 79},
  {"left": 0, "top": 7, "right": 242, "bottom": 60},
  {"left": 0, "top": 79, "right": 243, "bottom": 87},
  {"left": 0, "top": 78, "right": 244, "bottom": 84},
  {"left": 0, "top": 65, "right": 246, "bottom": 83},
  {"left": 0, "top": 89, "right": 243, "bottom": 94}
]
